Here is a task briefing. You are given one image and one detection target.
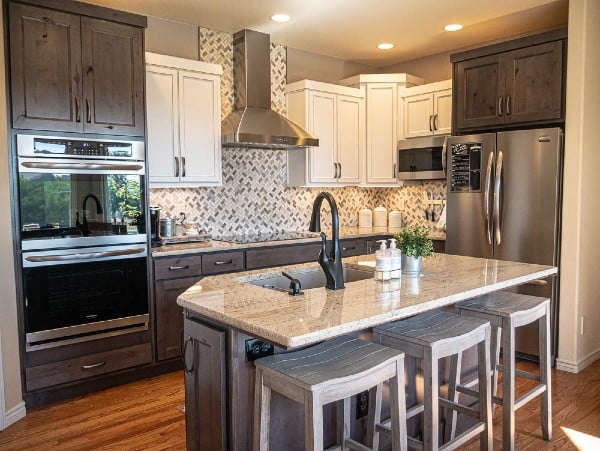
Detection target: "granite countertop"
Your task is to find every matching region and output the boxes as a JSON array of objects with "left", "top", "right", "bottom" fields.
[
  {"left": 152, "top": 226, "right": 446, "bottom": 257},
  {"left": 177, "top": 254, "right": 556, "bottom": 349}
]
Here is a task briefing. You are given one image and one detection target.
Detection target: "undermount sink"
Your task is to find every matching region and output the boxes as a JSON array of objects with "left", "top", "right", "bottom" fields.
[{"left": 248, "top": 266, "right": 372, "bottom": 292}]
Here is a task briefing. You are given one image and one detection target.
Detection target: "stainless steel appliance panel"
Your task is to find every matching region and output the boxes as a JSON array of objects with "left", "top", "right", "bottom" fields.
[
  {"left": 446, "top": 133, "right": 496, "bottom": 259},
  {"left": 493, "top": 128, "right": 562, "bottom": 266}
]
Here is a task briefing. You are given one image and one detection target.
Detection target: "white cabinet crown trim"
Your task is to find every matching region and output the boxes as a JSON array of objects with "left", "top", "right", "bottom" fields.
[{"left": 145, "top": 52, "right": 222, "bottom": 75}]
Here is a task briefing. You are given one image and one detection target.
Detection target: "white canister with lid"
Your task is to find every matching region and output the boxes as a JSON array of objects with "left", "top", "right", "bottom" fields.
[
  {"left": 373, "top": 205, "right": 388, "bottom": 227},
  {"left": 358, "top": 208, "right": 373, "bottom": 228},
  {"left": 388, "top": 210, "right": 402, "bottom": 228}
]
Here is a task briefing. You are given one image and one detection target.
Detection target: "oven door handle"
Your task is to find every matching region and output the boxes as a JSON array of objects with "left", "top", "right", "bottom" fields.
[
  {"left": 20, "top": 161, "right": 144, "bottom": 171},
  {"left": 25, "top": 247, "right": 145, "bottom": 263}
]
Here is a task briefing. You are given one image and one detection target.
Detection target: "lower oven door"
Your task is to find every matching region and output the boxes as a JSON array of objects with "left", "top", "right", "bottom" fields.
[{"left": 22, "top": 244, "right": 149, "bottom": 350}]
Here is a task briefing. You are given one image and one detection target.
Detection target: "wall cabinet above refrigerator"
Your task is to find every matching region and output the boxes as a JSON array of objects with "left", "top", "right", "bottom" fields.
[
  {"left": 8, "top": 1, "right": 146, "bottom": 137},
  {"left": 146, "top": 53, "right": 222, "bottom": 186},
  {"left": 286, "top": 80, "right": 364, "bottom": 186},
  {"left": 451, "top": 28, "right": 567, "bottom": 133}
]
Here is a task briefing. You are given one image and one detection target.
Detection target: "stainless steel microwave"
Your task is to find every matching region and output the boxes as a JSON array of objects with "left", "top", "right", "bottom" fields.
[{"left": 397, "top": 135, "right": 446, "bottom": 180}]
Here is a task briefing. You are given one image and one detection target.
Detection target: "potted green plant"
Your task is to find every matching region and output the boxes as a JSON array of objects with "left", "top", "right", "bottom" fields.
[{"left": 394, "top": 226, "right": 434, "bottom": 275}]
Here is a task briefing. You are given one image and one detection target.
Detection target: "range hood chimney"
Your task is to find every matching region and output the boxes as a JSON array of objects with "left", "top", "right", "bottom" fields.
[{"left": 221, "top": 29, "right": 319, "bottom": 149}]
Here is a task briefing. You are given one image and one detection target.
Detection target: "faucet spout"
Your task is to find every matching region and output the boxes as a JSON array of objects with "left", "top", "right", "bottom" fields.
[
  {"left": 79, "top": 194, "right": 103, "bottom": 236},
  {"left": 309, "top": 192, "right": 344, "bottom": 290}
]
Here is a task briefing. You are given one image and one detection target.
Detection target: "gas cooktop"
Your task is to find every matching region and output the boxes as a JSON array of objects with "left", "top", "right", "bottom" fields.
[{"left": 213, "top": 231, "right": 319, "bottom": 244}]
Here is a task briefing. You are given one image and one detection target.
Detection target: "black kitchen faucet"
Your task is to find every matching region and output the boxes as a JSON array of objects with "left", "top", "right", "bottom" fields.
[
  {"left": 76, "top": 193, "right": 103, "bottom": 236},
  {"left": 309, "top": 192, "right": 345, "bottom": 290}
]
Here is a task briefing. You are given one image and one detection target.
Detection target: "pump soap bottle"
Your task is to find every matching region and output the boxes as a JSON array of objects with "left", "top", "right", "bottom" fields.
[
  {"left": 374, "top": 240, "right": 391, "bottom": 281},
  {"left": 388, "top": 238, "right": 402, "bottom": 279}
]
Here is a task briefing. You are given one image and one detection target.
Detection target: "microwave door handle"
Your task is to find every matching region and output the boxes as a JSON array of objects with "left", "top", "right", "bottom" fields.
[
  {"left": 442, "top": 138, "right": 448, "bottom": 176},
  {"left": 484, "top": 151, "right": 494, "bottom": 245},
  {"left": 494, "top": 150, "right": 504, "bottom": 246},
  {"left": 25, "top": 247, "right": 145, "bottom": 263}
]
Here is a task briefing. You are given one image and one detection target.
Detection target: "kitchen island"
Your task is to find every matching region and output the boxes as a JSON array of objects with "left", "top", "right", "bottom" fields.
[{"left": 177, "top": 253, "right": 556, "bottom": 450}]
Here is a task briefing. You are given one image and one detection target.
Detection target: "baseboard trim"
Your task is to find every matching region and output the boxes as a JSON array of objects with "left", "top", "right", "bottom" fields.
[
  {"left": 3, "top": 401, "right": 26, "bottom": 429},
  {"left": 556, "top": 347, "right": 600, "bottom": 373}
]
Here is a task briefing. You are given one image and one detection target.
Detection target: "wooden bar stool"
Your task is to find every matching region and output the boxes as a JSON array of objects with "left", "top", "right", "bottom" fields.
[
  {"left": 373, "top": 310, "right": 493, "bottom": 451},
  {"left": 451, "top": 292, "right": 552, "bottom": 451},
  {"left": 253, "top": 335, "right": 407, "bottom": 451}
]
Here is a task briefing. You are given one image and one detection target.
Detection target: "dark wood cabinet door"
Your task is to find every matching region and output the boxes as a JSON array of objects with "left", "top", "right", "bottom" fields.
[
  {"left": 454, "top": 53, "right": 504, "bottom": 131},
  {"left": 183, "top": 318, "right": 226, "bottom": 451},
  {"left": 9, "top": 3, "right": 83, "bottom": 132},
  {"left": 80, "top": 17, "right": 145, "bottom": 136},
  {"left": 503, "top": 40, "right": 564, "bottom": 124},
  {"left": 155, "top": 276, "right": 201, "bottom": 361}
]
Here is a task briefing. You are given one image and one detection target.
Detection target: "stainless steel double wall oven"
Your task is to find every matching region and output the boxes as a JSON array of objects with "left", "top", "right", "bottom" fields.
[{"left": 17, "top": 134, "right": 149, "bottom": 350}]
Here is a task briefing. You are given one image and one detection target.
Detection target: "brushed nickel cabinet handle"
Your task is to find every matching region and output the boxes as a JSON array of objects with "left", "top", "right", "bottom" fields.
[
  {"left": 497, "top": 96, "right": 503, "bottom": 117},
  {"left": 214, "top": 260, "right": 233, "bottom": 265},
  {"left": 82, "top": 361, "right": 106, "bottom": 370},
  {"left": 182, "top": 156, "right": 186, "bottom": 177},
  {"left": 183, "top": 337, "right": 194, "bottom": 374},
  {"left": 429, "top": 114, "right": 433, "bottom": 132},
  {"left": 174, "top": 156, "right": 180, "bottom": 177},
  {"left": 342, "top": 246, "right": 356, "bottom": 252},
  {"left": 169, "top": 265, "right": 190, "bottom": 271},
  {"left": 85, "top": 98, "right": 91, "bottom": 123},
  {"left": 434, "top": 114, "right": 439, "bottom": 131},
  {"left": 392, "top": 163, "right": 396, "bottom": 178},
  {"left": 338, "top": 163, "right": 342, "bottom": 179},
  {"left": 75, "top": 97, "right": 80, "bottom": 122},
  {"left": 506, "top": 96, "right": 511, "bottom": 116}
]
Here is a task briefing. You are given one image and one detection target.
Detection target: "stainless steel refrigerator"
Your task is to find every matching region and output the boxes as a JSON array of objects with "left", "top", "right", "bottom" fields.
[{"left": 445, "top": 128, "right": 563, "bottom": 359}]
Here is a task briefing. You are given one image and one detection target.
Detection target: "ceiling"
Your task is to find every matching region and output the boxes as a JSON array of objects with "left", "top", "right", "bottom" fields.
[{"left": 81, "top": 0, "right": 568, "bottom": 67}]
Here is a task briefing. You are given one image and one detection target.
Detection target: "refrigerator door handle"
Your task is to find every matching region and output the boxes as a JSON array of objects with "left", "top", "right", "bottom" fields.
[
  {"left": 484, "top": 151, "right": 494, "bottom": 245},
  {"left": 494, "top": 150, "right": 504, "bottom": 246}
]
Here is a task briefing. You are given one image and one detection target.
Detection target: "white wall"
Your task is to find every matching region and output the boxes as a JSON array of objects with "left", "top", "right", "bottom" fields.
[
  {"left": 0, "top": 4, "right": 25, "bottom": 426},
  {"left": 557, "top": 0, "right": 600, "bottom": 373}
]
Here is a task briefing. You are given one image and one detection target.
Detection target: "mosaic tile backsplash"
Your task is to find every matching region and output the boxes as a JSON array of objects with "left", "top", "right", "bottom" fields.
[{"left": 150, "top": 27, "right": 447, "bottom": 236}]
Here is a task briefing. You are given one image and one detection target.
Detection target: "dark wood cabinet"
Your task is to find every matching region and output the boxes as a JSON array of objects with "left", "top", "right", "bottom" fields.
[
  {"left": 8, "top": 1, "right": 145, "bottom": 136},
  {"left": 183, "top": 317, "right": 226, "bottom": 451},
  {"left": 452, "top": 29, "right": 566, "bottom": 132}
]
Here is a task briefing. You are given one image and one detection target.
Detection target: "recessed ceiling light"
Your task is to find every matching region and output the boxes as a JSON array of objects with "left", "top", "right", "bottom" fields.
[
  {"left": 270, "top": 14, "right": 291, "bottom": 23},
  {"left": 377, "top": 43, "right": 395, "bottom": 50},
  {"left": 444, "top": 24, "right": 464, "bottom": 32}
]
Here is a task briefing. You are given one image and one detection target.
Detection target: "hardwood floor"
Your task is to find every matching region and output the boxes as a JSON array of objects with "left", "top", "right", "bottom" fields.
[{"left": 0, "top": 360, "right": 598, "bottom": 450}]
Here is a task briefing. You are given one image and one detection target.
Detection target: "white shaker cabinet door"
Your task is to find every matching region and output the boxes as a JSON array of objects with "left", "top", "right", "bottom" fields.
[
  {"left": 433, "top": 88, "right": 452, "bottom": 135},
  {"left": 146, "top": 65, "right": 179, "bottom": 183},
  {"left": 308, "top": 91, "right": 337, "bottom": 184},
  {"left": 404, "top": 93, "right": 434, "bottom": 138},
  {"left": 178, "top": 70, "right": 222, "bottom": 185},
  {"left": 366, "top": 83, "right": 398, "bottom": 185},
  {"left": 336, "top": 95, "right": 362, "bottom": 183}
]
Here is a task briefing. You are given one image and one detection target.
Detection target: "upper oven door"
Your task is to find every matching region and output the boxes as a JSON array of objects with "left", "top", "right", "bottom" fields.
[{"left": 18, "top": 157, "right": 146, "bottom": 250}]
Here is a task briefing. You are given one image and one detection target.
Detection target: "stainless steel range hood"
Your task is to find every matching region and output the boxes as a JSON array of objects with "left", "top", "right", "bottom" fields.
[{"left": 221, "top": 29, "right": 319, "bottom": 149}]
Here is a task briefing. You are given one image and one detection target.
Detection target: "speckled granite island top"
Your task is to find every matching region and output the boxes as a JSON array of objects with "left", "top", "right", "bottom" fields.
[{"left": 177, "top": 254, "right": 556, "bottom": 349}]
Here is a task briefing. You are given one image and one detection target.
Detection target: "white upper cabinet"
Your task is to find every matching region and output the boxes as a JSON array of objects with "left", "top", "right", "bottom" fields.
[
  {"left": 146, "top": 53, "right": 222, "bottom": 186},
  {"left": 401, "top": 79, "right": 452, "bottom": 138},
  {"left": 286, "top": 80, "right": 363, "bottom": 186},
  {"left": 341, "top": 74, "right": 424, "bottom": 186}
]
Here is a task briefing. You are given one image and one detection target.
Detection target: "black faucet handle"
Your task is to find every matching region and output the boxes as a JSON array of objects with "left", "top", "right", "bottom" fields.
[{"left": 281, "top": 272, "right": 303, "bottom": 296}]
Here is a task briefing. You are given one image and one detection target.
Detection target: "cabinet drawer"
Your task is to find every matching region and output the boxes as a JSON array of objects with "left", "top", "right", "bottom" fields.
[
  {"left": 202, "top": 252, "right": 245, "bottom": 274},
  {"left": 340, "top": 239, "right": 367, "bottom": 257},
  {"left": 25, "top": 343, "right": 152, "bottom": 391},
  {"left": 246, "top": 243, "right": 321, "bottom": 270},
  {"left": 154, "top": 255, "right": 203, "bottom": 280}
]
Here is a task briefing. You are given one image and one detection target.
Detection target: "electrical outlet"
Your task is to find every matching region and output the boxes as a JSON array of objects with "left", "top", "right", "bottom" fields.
[
  {"left": 398, "top": 199, "right": 406, "bottom": 211},
  {"left": 580, "top": 316, "right": 585, "bottom": 335}
]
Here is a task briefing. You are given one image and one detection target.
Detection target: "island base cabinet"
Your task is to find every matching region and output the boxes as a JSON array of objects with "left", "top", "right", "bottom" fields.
[{"left": 183, "top": 317, "right": 226, "bottom": 451}]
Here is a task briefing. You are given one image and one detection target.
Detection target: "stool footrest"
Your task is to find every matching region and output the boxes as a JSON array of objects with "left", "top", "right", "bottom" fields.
[
  {"left": 378, "top": 422, "right": 425, "bottom": 450},
  {"left": 407, "top": 436, "right": 425, "bottom": 450},
  {"left": 345, "top": 438, "right": 373, "bottom": 451},
  {"left": 439, "top": 398, "right": 480, "bottom": 419},
  {"left": 439, "top": 422, "right": 486, "bottom": 451},
  {"left": 497, "top": 364, "right": 541, "bottom": 382},
  {"left": 456, "top": 385, "right": 481, "bottom": 399},
  {"left": 515, "top": 384, "right": 547, "bottom": 410},
  {"left": 407, "top": 403, "right": 425, "bottom": 419}
]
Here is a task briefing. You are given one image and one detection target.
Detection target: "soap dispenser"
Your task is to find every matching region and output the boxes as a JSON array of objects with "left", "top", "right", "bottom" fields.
[
  {"left": 374, "top": 240, "right": 391, "bottom": 281},
  {"left": 388, "top": 238, "right": 402, "bottom": 279}
]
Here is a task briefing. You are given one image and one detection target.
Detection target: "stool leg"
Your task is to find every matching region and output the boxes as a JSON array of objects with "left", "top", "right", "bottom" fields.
[
  {"left": 337, "top": 397, "right": 351, "bottom": 450},
  {"left": 389, "top": 359, "right": 408, "bottom": 451},
  {"left": 490, "top": 325, "right": 501, "bottom": 416},
  {"left": 478, "top": 326, "right": 493, "bottom": 451},
  {"left": 502, "top": 318, "right": 516, "bottom": 451},
  {"left": 366, "top": 384, "right": 382, "bottom": 450},
  {"left": 539, "top": 304, "right": 552, "bottom": 440},
  {"left": 304, "top": 392, "right": 324, "bottom": 451},
  {"left": 253, "top": 368, "right": 271, "bottom": 451},
  {"left": 423, "top": 348, "right": 439, "bottom": 451},
  {"left": 444, "top": 352, "right": 462, "bottom": 443}
]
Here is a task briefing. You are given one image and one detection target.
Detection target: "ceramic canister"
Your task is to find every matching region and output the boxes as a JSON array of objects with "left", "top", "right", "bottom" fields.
[
  {"left": 388, "top": 210, "right": 402, "bottom": 228},
  {"left": 373, "top": 205, "right": 388, "bottom": 227},
  {"left": 358, "top": 208, "right": 373, "bottom": 228}
]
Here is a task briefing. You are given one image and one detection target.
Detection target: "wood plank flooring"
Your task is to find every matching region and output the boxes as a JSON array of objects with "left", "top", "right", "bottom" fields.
[{"left": 0, "top": 359, "right": 598, "bottom": 450}]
